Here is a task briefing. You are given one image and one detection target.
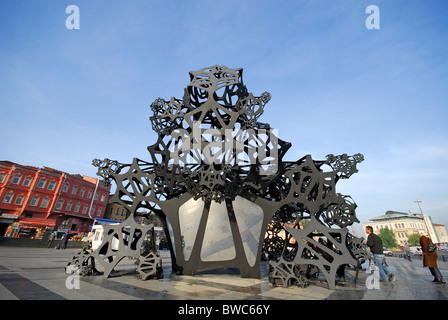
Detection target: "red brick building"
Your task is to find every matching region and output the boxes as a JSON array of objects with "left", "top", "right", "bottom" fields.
[{"left": 0, "top": 161, "right": 111, "bottom": 239}]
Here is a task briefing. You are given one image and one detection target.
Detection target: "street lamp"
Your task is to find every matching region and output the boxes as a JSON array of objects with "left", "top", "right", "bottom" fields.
[
  {"left": 414, "top": 199, "right": 439, "bottom": 242},
  {"left": 414, "top": 199, "right": 423, "bottom": 215}
]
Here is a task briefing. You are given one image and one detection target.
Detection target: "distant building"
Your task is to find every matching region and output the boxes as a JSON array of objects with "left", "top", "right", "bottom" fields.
[
  {"left": 434, "top": 224, "right": 448, "bottom": 243},
  {"left": 105, "top": 201, "right": 129, "bottom": 222},
  {"left": 363, "top": 210, "right": 448, "bottom": 246},
  {"left": 0, "top": 161, "right": 111, "bottom": 239}
]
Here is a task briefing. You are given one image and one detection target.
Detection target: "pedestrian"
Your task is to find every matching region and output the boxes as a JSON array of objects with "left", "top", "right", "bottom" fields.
[
  {"left": 62, "top": 232, "right": 70, "bottom": 250},
  {"left": 404, "top": 242, "right": 412, "bottom": 261},
  {"left": 47, "top": 231, "right": 56, "bottom": 248},
  {"left": 419, "top": 233, "right": 445, "bottom": 284},
  {"left": 365, "top": 226, "right": 395, "bottom": 282}
]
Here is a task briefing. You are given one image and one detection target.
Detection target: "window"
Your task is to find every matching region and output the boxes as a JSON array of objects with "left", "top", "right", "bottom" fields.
[
  {"left": 79, "top": 187, "right": 85, "bottom": 197},
  {"left": 12, "top": 174, "right": 21, "bottom": 184},
  {"left": 87, "top": 190, "right": 92, "bottom": 199},
  {"left": 37, "top": 178, "right": 46, "bottom": 188},
  {"left": 30, "top": 195, "right": 39, "bottom": 206},
  {"left": 62, "top": 183, "right": 69, "bottom": 192},
  {"left": 48, "top": 181, "right": 56, "bottom": 190},
  {"left": 101, "top": 194, "right": 105, "bottom": 202},
  {"left": 0, "top": 173, "right": 6, "bottom": 183},
  {"left": 97, "top": 208, "right": 102, "bottom": 216},
  {"left": 66, "top": 201, "right": 72, "bottom": 211},
  {"left": 56, "top": 199, "right": 64, "bottom": 210},
  {"left": 94, "top": 192, "right": 99, "bottom": 200},
  {"left": 14, "top": 195, "right": 25, "bottom": 205},
  {"left": 82, "top": 205, "right": 88, "bottom": 214},
  {"left": 74, "top": 203, "right": 80, "bottom": 213},
  {"left": 41, "top": 198, "right": 49, "bottom": 208},
  {"left": 3, "top": 193, "right": 14, "bottom": 204},
  {"left": 90, "top": 206, "right": 95, "bottom": 215},
  {"left": 23, "top": 176, "right": 32, "bottom": 187},
  {"left": 71, "top": 186, "right": 78, "bottom": 195}
]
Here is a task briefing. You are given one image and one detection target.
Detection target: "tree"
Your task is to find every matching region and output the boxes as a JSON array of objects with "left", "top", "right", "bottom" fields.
[
  {"left": 378, "top": 227, "right": 397, "bottom": 248},
  {"left": 407, "top": 233, "right": 420, "bottom": 246}
]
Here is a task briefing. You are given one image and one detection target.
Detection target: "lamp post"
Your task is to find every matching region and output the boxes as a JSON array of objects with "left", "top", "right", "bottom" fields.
[
  {"left": 415, "top": 199, "right": 439, "bottom": 243},
  {"left": 414, "top": 199, "right": 423, "bottom": 215}
]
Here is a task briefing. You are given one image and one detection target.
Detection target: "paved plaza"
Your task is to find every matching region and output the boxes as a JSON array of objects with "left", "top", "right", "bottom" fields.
[{"left": 0, "top": 246, "right": 447, "bottom": 301}]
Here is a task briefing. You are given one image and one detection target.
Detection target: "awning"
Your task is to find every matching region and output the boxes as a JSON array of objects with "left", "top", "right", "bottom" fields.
[{"left": 19, "top": 219, "right": 56, "bottom": 227}]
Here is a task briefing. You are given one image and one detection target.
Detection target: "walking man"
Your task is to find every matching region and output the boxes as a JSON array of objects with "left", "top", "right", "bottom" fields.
[{"left": 365, "top": 226, "right": 395, "bottom": 282}]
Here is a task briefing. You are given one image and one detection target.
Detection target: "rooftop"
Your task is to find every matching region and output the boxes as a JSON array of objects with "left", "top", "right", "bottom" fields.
[{"left": 369, "top": 210, "right": 423, "bottom": 221}]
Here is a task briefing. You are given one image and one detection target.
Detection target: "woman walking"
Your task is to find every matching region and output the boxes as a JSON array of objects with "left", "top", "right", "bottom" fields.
[{"left": 420, "top": 233, "right": 445, "bottom": 284}]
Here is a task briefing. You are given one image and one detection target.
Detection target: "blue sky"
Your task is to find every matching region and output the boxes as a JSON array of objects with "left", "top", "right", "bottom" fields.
[{"left": 1, "top": 0, "right": 447, "bottom": 235}]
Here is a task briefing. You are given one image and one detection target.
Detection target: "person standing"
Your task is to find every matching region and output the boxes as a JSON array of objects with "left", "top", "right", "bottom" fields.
[
  {"left": 404, "top": 242, "right": 412, "bottom": 261},
  {"left": 420, "top": 233, "right": 445, "bottom": 284},
  {"left": 47, "top": 231, "right": 56, "bottom": 248},
  {"left": 61, "top": 232, "right": 70, "bottom": 250},
  {"left": 365, "top": 226, "right": 395, "bottom": 282}
]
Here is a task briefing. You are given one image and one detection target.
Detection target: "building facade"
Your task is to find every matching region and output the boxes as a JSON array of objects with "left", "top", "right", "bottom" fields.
[
  {"left": 434, "top": 224, "right": 448, "bottom": 243},
  {"left": 0, "top": 161, "right": 110, "bottom": 239},
  {"left": 362, "top": 210, "right": 448, "bottom": 246},
  {"left": 104, "top": 201, "right": 130, "bottom": 222}
]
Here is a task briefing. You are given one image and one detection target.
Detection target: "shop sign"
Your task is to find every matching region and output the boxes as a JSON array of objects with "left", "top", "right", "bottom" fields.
[
  {"left": 19, "top": 229, "right": 34, "bottom": 235},
  {"left": 1, "top": 213, "right": 19, "bottom": 219},
  {"left": 58, "top": 226, "right": 69, "bottom": 233}
]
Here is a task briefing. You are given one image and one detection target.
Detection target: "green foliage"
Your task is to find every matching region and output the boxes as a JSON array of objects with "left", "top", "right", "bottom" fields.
[
  {"left": 407, "top": 233, "right": 420, "bottom": 246},
  {"left": 378, "top": 227, "right": 397, "bottom": 248}
]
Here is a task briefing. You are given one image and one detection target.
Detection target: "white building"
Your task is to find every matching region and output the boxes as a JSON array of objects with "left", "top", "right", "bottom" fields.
[
  {"left": 362, "top": 210, "right": 448, "bottom": 246},
  {"left": 434, "top": 224, "right": 448, "bottom": 243}
]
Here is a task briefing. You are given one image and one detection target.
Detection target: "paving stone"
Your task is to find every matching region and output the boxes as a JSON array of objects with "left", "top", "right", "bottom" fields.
[{"left": 1, "top": 247, "right": 447, "bottom": 301}]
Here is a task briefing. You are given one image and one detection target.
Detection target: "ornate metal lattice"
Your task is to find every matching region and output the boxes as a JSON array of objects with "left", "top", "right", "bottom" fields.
[
  {"left": 66, "top": 241, "right": 98, "bottom": 277},
  {"left": 68, "top": 65, "right": 365, "bottom": 289}
]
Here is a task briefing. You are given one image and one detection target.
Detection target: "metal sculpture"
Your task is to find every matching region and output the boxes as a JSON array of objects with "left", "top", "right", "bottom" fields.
[
  {"left": 67, "top": 241, "right": 98, "bottom": 277},
  {"left": 67, "top": 65, "right": 366, "bottom": 289}
]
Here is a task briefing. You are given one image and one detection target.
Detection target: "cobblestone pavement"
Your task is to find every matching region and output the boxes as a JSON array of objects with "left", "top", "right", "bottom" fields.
[{"left": 0, "top": 247, "right": 447, "bottom": 300}]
